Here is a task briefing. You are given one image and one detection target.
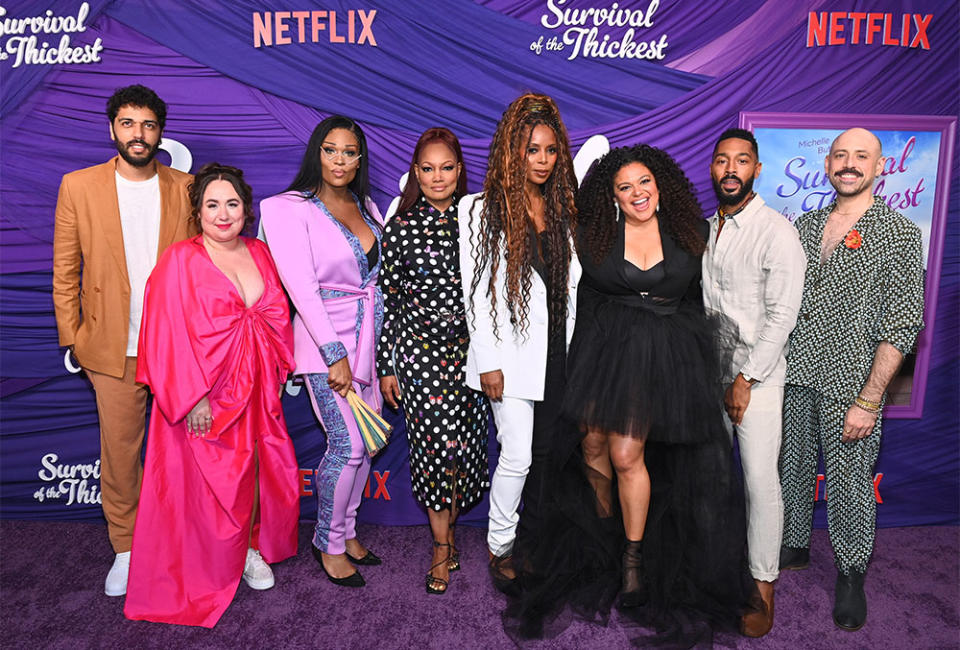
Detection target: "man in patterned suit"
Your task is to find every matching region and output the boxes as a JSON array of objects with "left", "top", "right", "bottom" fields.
[{"left": 779, "top": 127, "right": 925, "bottom": 631}]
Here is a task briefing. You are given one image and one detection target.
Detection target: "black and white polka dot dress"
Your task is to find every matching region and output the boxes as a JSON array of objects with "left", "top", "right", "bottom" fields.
[{"left": 377, "top": 197, "right": 489, "bottom": 512}]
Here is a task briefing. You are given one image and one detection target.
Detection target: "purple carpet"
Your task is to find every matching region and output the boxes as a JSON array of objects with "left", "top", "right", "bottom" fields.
[{"left": 1, "top": 521, "right": 956, "bottom": 648}]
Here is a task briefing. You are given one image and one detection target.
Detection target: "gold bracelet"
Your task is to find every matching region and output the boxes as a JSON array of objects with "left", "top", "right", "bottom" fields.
[
  {"left": 853, "top": 398, "right": 881, "bottom": 415},
  {"left": 855, "top": 395, "right": 882, "bottom": 410}
]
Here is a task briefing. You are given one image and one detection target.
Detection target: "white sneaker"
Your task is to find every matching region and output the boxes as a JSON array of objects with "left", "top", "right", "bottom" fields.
[
  {"left": 105, "top": 551, "right": 131, "bottom": 597},
  {"left": 242, "top": 548, "right": 275, "bottom": 590}
]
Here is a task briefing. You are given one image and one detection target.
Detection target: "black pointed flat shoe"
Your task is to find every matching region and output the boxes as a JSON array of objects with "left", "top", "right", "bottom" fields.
[
  {"left": 345, "top": 549, "right": 383, "bottom": 566},
  {"left": 312, "top": 544, "right": 365, "bottom": 587}
]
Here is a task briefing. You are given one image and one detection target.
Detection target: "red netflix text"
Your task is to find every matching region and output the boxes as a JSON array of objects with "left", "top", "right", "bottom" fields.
[
  {"left": 298, "top": 468, "right": 392, "bottom": 501},
  {"left": 814, "top": 472, "right": 884, "bottom": 503},
  {"left": 806, "top": 12, "right": 932, "bottom": 49}
]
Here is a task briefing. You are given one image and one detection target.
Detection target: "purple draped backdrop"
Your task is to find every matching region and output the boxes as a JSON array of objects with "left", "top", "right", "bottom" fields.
[{"left": 1, "top": 0, "right": 957, "bottom": 529}]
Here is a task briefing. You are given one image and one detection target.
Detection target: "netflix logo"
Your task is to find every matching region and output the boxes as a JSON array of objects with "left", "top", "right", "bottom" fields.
[
  {"left": 252, "top": 9, "right": 377, "bottom": 48},
  {"left": 299, "top": 468, "right": 391, "bottom": 500},
  {"left": 815, "top": 472, "right": 885, "bottom": 504},
  {"left": 806, "top": 12, "right": 932, "bottom": 49}
]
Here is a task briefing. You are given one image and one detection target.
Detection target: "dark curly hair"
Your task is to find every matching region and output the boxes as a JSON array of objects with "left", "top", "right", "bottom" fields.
[
  {"left": 576, "top": 144, "right": 705, "bottom": 264},
  {"left": 187, "top": 162, "right": 255, "bottom": 234},
  {"left": 469, "top": 93, "right": 577, "bottom": 339},
  {"left": 106, "top": 85, "right": 167, "bottom": 131}
]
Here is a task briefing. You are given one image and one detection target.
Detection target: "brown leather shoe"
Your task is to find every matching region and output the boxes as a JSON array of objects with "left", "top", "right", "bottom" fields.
[{"left": 740, "top": 583, "right": 775, "bottom": 637}]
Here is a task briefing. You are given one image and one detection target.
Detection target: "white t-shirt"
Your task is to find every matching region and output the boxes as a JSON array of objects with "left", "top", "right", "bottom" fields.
[{"left": 115, "top": 171, "right": 162, "bottom": 356}]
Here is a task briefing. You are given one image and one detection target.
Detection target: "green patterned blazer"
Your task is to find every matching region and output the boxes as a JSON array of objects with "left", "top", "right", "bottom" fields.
[{"left": 785, "top": 195, "right": 925, "bottom": 402}]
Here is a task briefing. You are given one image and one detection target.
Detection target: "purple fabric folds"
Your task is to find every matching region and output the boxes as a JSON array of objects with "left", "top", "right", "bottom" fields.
[{"left": 0, "top": 0, "right": 956, "bottom": 528}]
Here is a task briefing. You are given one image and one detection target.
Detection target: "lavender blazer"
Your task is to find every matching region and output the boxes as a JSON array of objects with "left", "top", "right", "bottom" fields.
[{"left": 260, "top": 192, "right": 384, "bottom": 391}]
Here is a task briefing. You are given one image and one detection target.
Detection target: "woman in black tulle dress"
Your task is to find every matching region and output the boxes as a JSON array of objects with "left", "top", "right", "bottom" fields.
[{"left": 507, "top": 145, "right": 752, "bottom": 646}]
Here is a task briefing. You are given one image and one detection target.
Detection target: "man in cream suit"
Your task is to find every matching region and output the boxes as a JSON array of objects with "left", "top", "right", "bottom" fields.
[
  {"left": 702, "top": 128, "right": 805, "bottom": 637},
  {"left": 53, "top": 85, "right": 194, "bottom": 596}
]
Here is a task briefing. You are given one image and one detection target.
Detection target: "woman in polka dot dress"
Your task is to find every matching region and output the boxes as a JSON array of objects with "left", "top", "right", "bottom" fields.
[{"left": 377, "top": 128, "right": 489, "bottom": 595}]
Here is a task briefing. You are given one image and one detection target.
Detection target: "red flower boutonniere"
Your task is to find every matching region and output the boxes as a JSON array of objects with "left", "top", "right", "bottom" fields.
[{"left": 844, "top": 229, "right": 863, "bottom": 250}]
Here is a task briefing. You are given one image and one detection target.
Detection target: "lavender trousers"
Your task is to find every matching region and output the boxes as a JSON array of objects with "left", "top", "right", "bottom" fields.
[{"left": 306, "top": 374, "right": 372, "bottom": 555}]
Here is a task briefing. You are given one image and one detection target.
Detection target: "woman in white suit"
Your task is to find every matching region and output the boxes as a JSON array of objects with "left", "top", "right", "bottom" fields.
[{"left": 458, "top": 93, "right": 580, "bottom": 586}]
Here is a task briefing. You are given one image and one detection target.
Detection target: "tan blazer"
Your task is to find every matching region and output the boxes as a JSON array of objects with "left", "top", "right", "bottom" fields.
[{"left": 53, "top": 156, "right": 195, "bottom": 378}]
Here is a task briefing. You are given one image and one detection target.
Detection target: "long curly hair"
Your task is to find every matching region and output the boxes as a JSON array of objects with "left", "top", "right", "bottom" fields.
[
  {"left": 577, "top": 144, "right": 705, "bottom": 264},
  {"left": 469, "top": 93, "right": 577, "bottom": 339}
]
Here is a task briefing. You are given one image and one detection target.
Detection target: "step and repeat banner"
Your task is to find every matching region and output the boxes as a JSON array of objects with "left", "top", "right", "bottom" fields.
[{"left": 1, "top": 0, "right": 957, "bottom": 528}]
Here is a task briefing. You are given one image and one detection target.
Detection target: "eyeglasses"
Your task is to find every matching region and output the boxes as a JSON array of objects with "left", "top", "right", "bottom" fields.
[{"left": 321, "top": 147, "right": 362, "bottom": 165}]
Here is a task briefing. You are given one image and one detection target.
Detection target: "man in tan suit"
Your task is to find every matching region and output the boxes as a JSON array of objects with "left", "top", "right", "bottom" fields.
[{"left": 53, "top": 85, "right": 195, "bottom": 596}]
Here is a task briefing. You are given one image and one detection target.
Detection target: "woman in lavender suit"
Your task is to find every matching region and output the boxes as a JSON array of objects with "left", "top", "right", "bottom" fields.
[{"left": 260, "top": 116, "right": 384, "bottom": 588}]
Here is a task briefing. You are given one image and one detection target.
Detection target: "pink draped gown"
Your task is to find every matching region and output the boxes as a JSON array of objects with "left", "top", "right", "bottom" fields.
[{"left": 124, "top": 235, "right": 299, "bottom": 628}]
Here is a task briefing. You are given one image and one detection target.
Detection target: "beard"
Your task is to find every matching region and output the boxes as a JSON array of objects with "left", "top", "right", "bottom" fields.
[
  {"left": 713, "top": 173, "right": 755, "bottom": 207},
  {"left": 115, "top": 138, "right": 160, "bottom": 168}
]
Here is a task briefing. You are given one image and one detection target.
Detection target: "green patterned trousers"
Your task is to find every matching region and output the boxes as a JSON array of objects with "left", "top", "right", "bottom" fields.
[{"left": 780, "top": 385, "right": 883, "bottom": 574}]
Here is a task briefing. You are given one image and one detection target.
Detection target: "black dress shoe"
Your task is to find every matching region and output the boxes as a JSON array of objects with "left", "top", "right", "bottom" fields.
[
  {"left": 833, "top": 569, "right": 866, "bottom": 631},
  {"left": 346, "top": 549, "right": 382, "bottom": 566},
  {"left": 488, "top": 553, "right": 520, "bottom": 596},
  {"left": 779, "top": 545, "right": 810, "bottom": 570},
  {"left": 311, "top": 544, "right": 365, "bottom": 587}
]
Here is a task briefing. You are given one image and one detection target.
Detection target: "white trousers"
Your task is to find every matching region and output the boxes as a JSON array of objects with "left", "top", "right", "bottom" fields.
[
  {"left": 487, "top": 396, "right": 535, "bottom": 556},
  {"left": 724, "top": 383, "right": 785, "bottom": 582}
]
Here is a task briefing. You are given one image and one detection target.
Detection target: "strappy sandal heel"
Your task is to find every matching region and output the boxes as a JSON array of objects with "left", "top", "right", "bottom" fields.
[
  {"left": 426, "top": 541, "right": 451, "bottom": 595},
  {"left": 447, "top": 545, "right": 460, "bottom": 572}
]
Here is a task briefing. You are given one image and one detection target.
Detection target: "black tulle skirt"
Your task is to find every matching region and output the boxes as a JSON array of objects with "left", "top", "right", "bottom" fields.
[
  {"left": 505, "top": 297, "right": 753, "bottom": 647},
  {"left": 563, "top": 297, "right": 735, "bottom": 443}
]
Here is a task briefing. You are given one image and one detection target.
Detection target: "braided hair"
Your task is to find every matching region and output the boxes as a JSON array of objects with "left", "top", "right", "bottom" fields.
[{"left": 468, "top": 93, "right": 578, "bottom": 339}]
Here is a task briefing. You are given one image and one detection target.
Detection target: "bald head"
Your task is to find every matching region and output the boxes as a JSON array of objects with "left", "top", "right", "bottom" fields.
[
  {"left": 825, "top": 127, "right": 885, "bottom": 198},
  {"left": 830, "top": 127, "right": 883, "bottom": 158}
]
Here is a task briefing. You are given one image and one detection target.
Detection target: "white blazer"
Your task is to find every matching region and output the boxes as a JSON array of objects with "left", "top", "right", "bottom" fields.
[{"left": 457, "top": 193, "right": 581, "bottom": 401}]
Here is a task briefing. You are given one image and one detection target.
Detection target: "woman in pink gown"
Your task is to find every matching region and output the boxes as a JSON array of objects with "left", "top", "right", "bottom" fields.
[{"left": 124, "top": 163, "right": 300, "bottom": 628}]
